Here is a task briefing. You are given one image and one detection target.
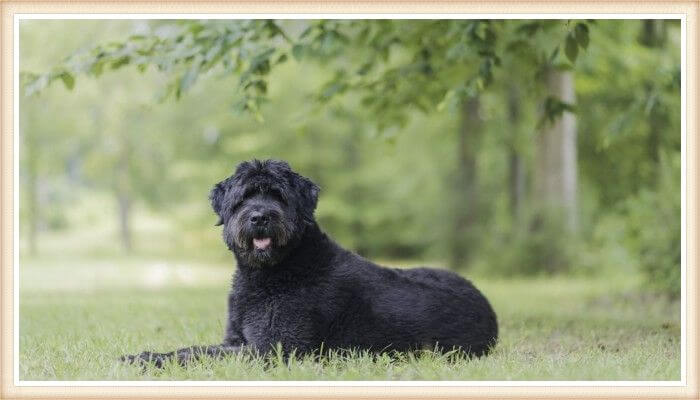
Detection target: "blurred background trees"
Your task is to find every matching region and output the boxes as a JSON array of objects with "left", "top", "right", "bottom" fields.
[{"left": 19, "top": 19, "right": 681, "bottom": 296}]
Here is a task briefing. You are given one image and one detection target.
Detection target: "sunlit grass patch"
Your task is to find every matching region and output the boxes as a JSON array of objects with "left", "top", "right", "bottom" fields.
[{"left": 18, "top": 255, "right": 680, "bottom": 381}]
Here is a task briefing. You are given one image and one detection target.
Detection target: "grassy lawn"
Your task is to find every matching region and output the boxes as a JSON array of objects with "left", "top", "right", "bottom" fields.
[{"left": 18, "top": 254, "right": 680, "bottom": 381}]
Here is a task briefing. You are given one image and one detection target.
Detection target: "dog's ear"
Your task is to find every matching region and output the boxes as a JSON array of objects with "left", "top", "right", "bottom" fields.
[
  {"left": 209, "top": 182, "right": 226, "bottom": 226},
  {"left": 293, "top": 173, "right": 320, "bottom": 221}
]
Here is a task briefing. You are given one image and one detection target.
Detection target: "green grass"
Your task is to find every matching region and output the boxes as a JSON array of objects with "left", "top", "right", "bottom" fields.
[{"left": 19, "top": 254, "right": 680, "bottom": 381}]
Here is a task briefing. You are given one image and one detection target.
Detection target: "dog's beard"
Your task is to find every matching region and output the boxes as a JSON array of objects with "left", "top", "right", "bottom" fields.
[{"left": 224, "top": 212, "right": 298, "bottom": 268}]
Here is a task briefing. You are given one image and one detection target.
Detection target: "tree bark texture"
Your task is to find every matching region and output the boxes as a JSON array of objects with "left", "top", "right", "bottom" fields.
[
  {"left": 534, "top": 69, "right": 578, "bottom": 232},
  {"left": 449, "top": 96, "right": 482, "bottom": 269}
]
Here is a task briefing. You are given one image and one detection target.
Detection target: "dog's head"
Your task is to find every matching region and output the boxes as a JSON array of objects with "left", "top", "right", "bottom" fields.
[{"left": 210, "top": 159, "right": 319, "bottom": 268}]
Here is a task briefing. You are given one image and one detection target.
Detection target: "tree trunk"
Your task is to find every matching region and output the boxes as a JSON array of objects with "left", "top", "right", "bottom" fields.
[
  {"left": 22, "top": 101, "right": 40, "bottom": 256},
  {"left": 639, "top": 20, "right": 666, "bottom": 48},
  {"left": 449, "top": 96, "right": 482, "bottom": 269},
  {"left": 647, "top": 82, "right": 662, "bottom": 169},
  {"left": 343, "top": 134, "right": 367, "bottom": 256},
  {"left": 639, "top": 21, "right": 667, "bottom": 185},
  {"left": 117, "top": 193, "right": 132, "bottom": 252},
  {"left": 534, "top": 69, "right": 577, "bottom": 233},
  {"left": 115, "top": 133, "right": 133, "bottom": 253},
  {"left": 507, "top": 85, "right": 525, "bottom": 223},
  {"left": 27, "top": 148, "right": 39, "bottom": 256}
]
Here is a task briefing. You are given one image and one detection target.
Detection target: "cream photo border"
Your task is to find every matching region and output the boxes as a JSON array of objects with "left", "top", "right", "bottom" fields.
[{"left": 1, "top": 1, "right": 697, "bottom": 399}]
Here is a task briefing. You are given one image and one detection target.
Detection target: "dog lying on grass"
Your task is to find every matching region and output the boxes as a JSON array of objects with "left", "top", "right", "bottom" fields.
[{"left": 122, "top": 159, "right": 498, "bottom": 367}]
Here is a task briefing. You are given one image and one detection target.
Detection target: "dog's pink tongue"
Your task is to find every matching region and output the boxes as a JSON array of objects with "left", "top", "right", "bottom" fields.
[{"left": 253, "top": 237, "right": 271, "bottom": 250}]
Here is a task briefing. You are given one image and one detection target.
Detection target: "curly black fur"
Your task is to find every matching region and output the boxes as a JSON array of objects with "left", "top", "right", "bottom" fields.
[{"left": 122, "top": 159, "right": 498, "bottom": 367}]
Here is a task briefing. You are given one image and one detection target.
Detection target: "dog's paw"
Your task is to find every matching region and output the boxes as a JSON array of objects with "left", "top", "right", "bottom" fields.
[{"left": 120, "top": 351, "right": 168, "bottom": 369}]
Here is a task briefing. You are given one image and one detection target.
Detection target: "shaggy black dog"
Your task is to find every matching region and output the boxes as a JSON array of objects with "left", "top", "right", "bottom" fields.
[{"left": 122, "top": 159, "right": 498, "bottom": 367}]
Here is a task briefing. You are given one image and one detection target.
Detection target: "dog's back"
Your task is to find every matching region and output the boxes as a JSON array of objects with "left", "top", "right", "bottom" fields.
[{"left": 324, "top": 250, "right": 498, "bottom": 356}]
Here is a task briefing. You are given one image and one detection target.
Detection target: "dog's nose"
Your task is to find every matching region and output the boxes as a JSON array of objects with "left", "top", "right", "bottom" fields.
[{"left": 250, "top": 212, "right": 269, "bottom": 226}]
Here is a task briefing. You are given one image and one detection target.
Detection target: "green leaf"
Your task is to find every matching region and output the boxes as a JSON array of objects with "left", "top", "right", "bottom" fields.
[
  {"left": 24, "top": 74, "right": 49, "bottom": 97},
  {"left": 179, "top": 64, "right": 200, "bottom": 93},
  {"left": 552, "top": 61, "right": 574, "bottom": 71},
  {"left": 244, "top": 98, "right": 265, "bottom": 123},
  {"left": 356, "top": 61, "right": 373, "bottom": 76},
  {"left": 253, "top": 59, "right": 270, "bottom": 75},
  {"left": 204, "top": 43, "right": 222, "bottom": 62},
  {"left": 275, "top": 53, "right": 288, "bottom": 65},
  {"left": 474, "top": 22, "right": 488, "bottom": 41},
  {"left": 575, "top": 23, "right": 590, "bottom": 49},
  {"left": 564, "top": 33, "right": 578, "bottom": 63},
  {"left": 549, "top": 46, "right": 560, "bottom": 63},
  {"left": 516, "top": 22, "right": 541, "bottom": 37},
  {"left": 245, "top": 79, "right": 267, "bottom": 95},
  {"left": 187, "top": 22, "right": 205, "bottom": 35},
  {"left": 479, "top": 59, "right": 493, "bottom": 85},
  {"left": 291, "top": 44, "right": 305, "bottom": 61},
  {"left": 506, "top": 39, "right": 529, "bottom": 52},
  {"left": 320, "top": 31, "right": 338, "bottom": 53},
  {"left": 299, "top": 25, "right": 314, "bottom": 39},
  {"left": 59, "top": 72, "right": 75, "bottom": 90},
  {"left": 320, "top": 82, "right": 347, "bottom": 101},
  {"left": 436, "top": 89, "right": 455, "bottom": 112},
  {"left": 110, "top": 56, "right": 131, "bottom": 69},
  {"left": 538, "top": 95, "right": 578, "bottom": 128}
]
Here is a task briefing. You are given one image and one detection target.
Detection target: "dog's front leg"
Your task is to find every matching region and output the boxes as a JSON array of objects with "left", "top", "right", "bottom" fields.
[
  {"left": 121, "top": 344, "right": 243, "bottom": 368},
  {"left": 174, "top": 344, "right": 244, "bottom": 365}
]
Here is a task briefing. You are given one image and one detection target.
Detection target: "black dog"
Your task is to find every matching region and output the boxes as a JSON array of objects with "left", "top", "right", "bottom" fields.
[{"left": 122, "top": 160, "right": 498, "bottom": 367}]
